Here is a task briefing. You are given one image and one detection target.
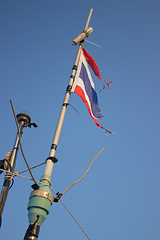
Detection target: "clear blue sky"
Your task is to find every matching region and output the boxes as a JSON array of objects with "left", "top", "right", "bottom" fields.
[{"left": 0, "top": 1, "right": 160, "bottom": 239}]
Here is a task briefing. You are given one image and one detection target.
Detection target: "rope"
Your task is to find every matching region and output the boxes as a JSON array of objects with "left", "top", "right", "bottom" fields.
[
  {"left": 59, "top": 198, "right": 90, "bottom": 240},
  {"left": 65, "top": 103, "right": 80, "bottom": 115},
  {"left": 0, "top": 146, "right": 105, "bottom": 240},
  {"left": 0, "top": 168, "right": 90, "bottom": 239},
  {"left": 8, "top": 147, "right": 105, "bottom": 197},
  {"left": 10, "top": 99, "right": 38, "bottom": 187},
  {"left": 84, "top": 39, "right": 101, "bottom": 48},
  {"left": 0, "top": 147, "right": 105, "bottom": 196},
  {"left": 0, "top": 168, "right": 56, "bottom": 192},
  {"left": 62, "top": 147, "right": 105, "bottom": 195},
  {"left": 18, "top": 161, "right": 45, "bottom": 175},
  {"left": 4, "top": 171, "right": 15, "bottom": 189},
  {"left": 0, "top": 146, "right": 106, "bottom": 240}
]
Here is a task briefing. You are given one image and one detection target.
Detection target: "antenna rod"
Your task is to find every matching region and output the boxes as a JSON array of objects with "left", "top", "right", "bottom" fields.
[
  {"left": 24, "top": 8, "right": 93, "bottom": 240},
  {"left": 84, "top": 8, "right": 93, "bottom": 30}
]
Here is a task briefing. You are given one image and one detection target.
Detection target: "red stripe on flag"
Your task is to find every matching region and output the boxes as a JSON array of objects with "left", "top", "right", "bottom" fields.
[
  {"left": 74, "top": 85, "right": 112, "bottom": 135},
  {"left": 82, "top": 48, "right": 102, "bottom": 81}
]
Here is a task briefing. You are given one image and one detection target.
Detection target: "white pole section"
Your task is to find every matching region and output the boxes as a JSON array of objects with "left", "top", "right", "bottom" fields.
[{"left": 43, "top": 8, "right": 93, "bottom": 177}]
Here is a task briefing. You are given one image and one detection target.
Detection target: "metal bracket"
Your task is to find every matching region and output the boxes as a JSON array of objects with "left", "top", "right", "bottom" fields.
[
  {"left": 66, "top": 84, "right": 72, "bottom": 93},
  {"left": 30, "top": 190, "right": 54, "bottom": 205},
  {"left": 70, "top": 74, "right": 75, "bottom": 80},
  {"left": 54, "top": 192, "right": 63, "bottom": 203},
  {"left": 45, "top": 156, "right": 58, "bottom": 163},
  {"left": 51, "top": 144, "right": 57, "bottom": 150},
  {"left": 72, "top": 65, "right": 77, "bottom": 70},
  {"left": 27, "top": 122, "right": 38, "bottom": 128},
  {"left": 62, "top": 103, "right": 69, "bottom": 107}
]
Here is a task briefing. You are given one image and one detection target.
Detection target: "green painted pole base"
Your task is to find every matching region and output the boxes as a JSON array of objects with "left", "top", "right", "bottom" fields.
[{"left": 27, "top": 175, "right": 53, "bottom": 226}]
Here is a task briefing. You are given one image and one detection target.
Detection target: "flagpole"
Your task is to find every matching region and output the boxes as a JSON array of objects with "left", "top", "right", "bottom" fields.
[
  {"left": 47, "top": 7, "right": 93, "bottom": 167},
  {"left": 24, "top": 8, "right": 93, "bottom": 240}
]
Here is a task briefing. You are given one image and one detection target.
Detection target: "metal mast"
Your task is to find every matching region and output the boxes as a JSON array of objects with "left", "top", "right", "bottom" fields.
[
  {"left": 24, "top": 8, "right": 93, "bottom": 240},
  {"left": 0, "top": 112, "right": 31, "bottom": 226}
]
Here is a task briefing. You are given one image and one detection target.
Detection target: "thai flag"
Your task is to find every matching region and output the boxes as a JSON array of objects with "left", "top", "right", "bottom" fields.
[{"left": 71, "top": 49, "right": 112, "bottom": 135}]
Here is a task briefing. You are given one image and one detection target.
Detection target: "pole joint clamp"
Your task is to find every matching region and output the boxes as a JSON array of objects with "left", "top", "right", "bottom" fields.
[
  {"left": 30, "top": 189, "right": 55, "bottom": 205},
  {"left": 62, "top": 103, "right": 69, "bottom": 107},
  {"left": 70, "top": 74, "right": 75, "bottom": 80},
  {"left": 45, "top": 156, "right": 58, "bottom": 164},
  {"left": 72, "top": 65, "right": 77, "bottom": 70},
  {"left": 51, "top": 144, "right": 57, "bottom": 150},
  {"left": 66, "top": 85, "right": 72, "bottom": 93}
]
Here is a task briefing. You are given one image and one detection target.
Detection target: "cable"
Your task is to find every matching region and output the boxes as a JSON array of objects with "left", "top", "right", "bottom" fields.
[
  {"left": 0, "top": 168, "right": 55, "bottom": 191},
  {"left": 59, "top": 198, "right": 90, "bottom": 240},
  {"left": 84, "top": 39, "right": 101, "bottom": 48},
  {"left": 0, "top": 146, "right": 105, "bottom": 239},
  {"left": 0, "top": 146, "right": 105, "bottom": 194},
  {"left": 4, "top": 171, "right": 15, "bottom": 189},
  {"left": 0, "top": 167, "right": 90, "bottom": 239},
  {"left": 18, "top": 161, "right": 45, "bottom": 175},
  {"left": 62, "top": 147, "right": 105, "bottom": 195},
  {"left": 10, "top": 99, "right": 38, "bottom": 187}
]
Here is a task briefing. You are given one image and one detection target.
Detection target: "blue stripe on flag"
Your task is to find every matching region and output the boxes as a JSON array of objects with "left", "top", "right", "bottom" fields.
[{"left": 79, "top": 62, "right": 103, "bottom": 119}]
